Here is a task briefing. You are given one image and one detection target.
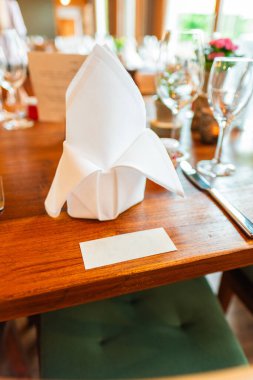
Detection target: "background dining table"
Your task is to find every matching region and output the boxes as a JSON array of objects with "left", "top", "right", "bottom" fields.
[{"left": 0, "top": 106, "right": 253, "bottom": 322}]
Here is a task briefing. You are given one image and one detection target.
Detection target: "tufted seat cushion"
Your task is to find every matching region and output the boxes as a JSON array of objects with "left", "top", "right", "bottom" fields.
[{"left": 41, "top": 277, "right": 247, "bottom": 379}]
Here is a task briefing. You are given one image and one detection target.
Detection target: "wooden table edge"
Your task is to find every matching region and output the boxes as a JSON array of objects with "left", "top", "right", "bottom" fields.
[{"left": 1, "top": 245, "right": 253, "bottom": 322}]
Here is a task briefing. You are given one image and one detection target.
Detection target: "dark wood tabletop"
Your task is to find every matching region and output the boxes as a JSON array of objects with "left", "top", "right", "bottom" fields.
[{"left": 0, "top": 117, "right": 253, "bottom": 322}]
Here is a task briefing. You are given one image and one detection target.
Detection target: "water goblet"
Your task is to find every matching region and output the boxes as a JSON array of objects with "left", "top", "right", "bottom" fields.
[
  {"left": 197, "top": 57, "right": 253, "bottom": 177},
  {"left": 0, "top": 46, "right": 7, "bottom": 122},
  {"left": 156, "top": 30, "right": 204, "bottom": 159},
  {"left": 156, "top": 30, "right": 204, "bottom": 128},
  {"left": 0, "top": 29, "right": 33, "bottom": 130}
]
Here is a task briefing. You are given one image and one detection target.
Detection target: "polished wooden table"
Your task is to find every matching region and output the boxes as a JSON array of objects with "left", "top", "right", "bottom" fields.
[{"left": 0, "top": 120, "right": 253, "bottom": 322}]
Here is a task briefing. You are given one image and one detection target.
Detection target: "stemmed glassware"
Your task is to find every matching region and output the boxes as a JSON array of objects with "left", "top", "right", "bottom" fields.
[
  {"left": 156, "top": 30, "right": 205, "bottom": 146},
  {"left": 197, "top": 57, "right": 253, "bottom": 177},
  {"left": 0, "top": 29, "right": 33, "bottom": 130},
  {"left": 0, "top": 46, "right": 7, "bottom": 122}
]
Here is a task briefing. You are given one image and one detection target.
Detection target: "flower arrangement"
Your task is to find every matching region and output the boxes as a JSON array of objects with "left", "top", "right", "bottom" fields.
[{"left": 204, "top": 38, "right": 239, "bottom": 71}]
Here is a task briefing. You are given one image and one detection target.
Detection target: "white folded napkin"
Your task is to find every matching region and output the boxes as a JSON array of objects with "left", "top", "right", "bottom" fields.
[{"left": 45, "top": 45, "right": 184, "bottom": 221}]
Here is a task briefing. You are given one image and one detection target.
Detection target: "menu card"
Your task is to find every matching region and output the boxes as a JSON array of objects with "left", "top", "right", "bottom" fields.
[
  {"left": 80, "top": 228, "right": 177, "bottom": 269},
  {"left": 28, "top": 52, "right": 86, "bottom": 122}
]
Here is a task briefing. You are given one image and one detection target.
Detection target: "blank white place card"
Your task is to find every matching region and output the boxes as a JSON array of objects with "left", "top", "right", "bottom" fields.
[{"left": 80, "top": 228, "right": 176, "bottom": 270}]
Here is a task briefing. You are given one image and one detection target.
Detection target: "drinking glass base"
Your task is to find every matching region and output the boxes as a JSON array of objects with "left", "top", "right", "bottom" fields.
[
  {"left": 3, "top": 118, "right": 34, "bottom": 131},
  {"left": 0, "top": 110, "right": 14, "bottom": 123},
  {"left": 197, "top": 159, "right": 235, "bottom": 177},
  {"left": 161, "top": 138, "right": 189, "bottom": 167}
]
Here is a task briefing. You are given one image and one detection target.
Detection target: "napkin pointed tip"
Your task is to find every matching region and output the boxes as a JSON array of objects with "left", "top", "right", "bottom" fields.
[
  {"left": 178, "top": 188, "right": 185, "bottom": 198},
  {"left": 44, "top": 201, "right": 61, "bottom": 219}
]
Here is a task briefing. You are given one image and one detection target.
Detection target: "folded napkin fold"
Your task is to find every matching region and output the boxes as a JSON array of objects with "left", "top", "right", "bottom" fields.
[{"left": 45, "top": 45, "right": 184, "bottom": 221}]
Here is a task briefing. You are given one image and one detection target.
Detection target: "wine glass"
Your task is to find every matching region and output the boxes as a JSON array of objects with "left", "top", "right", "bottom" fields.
[
  {"left": 0, "top": 46, "right": 7, "bottom": 122},
  {"left": 197, "top": 57, "right": 253, "bottom": 177},
  {"left": 156, "top": 30, "right": 204, "bottom": 146},
  {"left": 0, "top": 29, "right": 33, "bottom": 130}
]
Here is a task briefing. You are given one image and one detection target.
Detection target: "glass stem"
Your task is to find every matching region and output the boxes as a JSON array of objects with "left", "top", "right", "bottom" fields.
[
  {"left": 214, "top": 120, "right": 228, "bottom": 164},
  {"left": 171, "top": 109, "right": 178, "bottom": 140},
  {"left": 0, "top": 87, "right": 3, "bottom": 112},
  {"left": 7, "top": 88, "right": 17, "bottom": 107}
]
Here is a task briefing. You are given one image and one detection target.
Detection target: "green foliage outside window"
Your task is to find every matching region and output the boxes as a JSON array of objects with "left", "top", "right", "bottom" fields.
[
  {"left": 179, "top": 14, "right": 214, "bottom": 35},
  {"left": 179, "top": 13, "right": 253, "bottom": 40}
]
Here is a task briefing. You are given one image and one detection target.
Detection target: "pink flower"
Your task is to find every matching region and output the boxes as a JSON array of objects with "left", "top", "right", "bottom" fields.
[
  {"left": 207, "top": 51, "right": 225, "bottom": 60},
  {"left": 224, "top": 38, "right": 238, "bottom": 51},
  {"left": 209, "top": 39, "right": 225, "bottom": 49},
  {"left": 209, "top": 38, "right": 238, "bottom": 51}
]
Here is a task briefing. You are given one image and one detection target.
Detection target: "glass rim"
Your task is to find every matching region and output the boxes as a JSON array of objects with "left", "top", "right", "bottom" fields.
[{"left": 213, "top": 57, "right": 253, "bottom": 63}]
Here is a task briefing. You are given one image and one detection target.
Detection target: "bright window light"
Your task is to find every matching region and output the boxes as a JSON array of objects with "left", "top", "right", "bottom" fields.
[
  {"left": 218, "top": 0, "right": 253, "bottom": 39},
  {"left": 125, "top": 0, "right": 135, "bottom": 39},
  {"left": 60, "top": 0, "right": 71, "bottom": 6},
  {"left": 222, "top": 0, "right": 253, "bottom": 16},
  {"left": 165, "top": 0, "right": 216, "bottom": 38},
  {"left": 95, "top": 0, "right": 107, "bottom": 38}
]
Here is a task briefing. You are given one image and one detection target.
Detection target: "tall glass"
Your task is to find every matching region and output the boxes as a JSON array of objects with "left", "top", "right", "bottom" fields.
[
  {"left": 197, "top": 57, "right": 253, "bottom": 177},
  {"left": 0, "top": 29, "right": 33, "bottom": 130},
  {"left": 0, "top": 46, "right": 7, "bottom": 122},
  {"left": 156, "top": 30, "right": 204, "bottom": 137}
]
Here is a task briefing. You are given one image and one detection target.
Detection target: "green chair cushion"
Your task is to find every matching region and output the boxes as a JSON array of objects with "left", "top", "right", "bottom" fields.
[
  {"left": 240, "top": 266, "right": 253, "bottom": 283},
  {"left": 41, "top": 277, "right": 247, "bottom": 379}
]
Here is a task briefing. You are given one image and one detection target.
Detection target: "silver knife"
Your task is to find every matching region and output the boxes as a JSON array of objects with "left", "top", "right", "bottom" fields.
[
  {"left": 0, "top": 177, "right": 4, "bottom": 211},
  {"left": 180, "top": 161, "right": 253, "bottom": 238}
]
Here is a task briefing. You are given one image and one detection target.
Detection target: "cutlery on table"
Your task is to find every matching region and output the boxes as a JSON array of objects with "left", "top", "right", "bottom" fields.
[
  {"left": 0, "top": 177, "right": 4, "bottom": 211},
  {"left": 180, "top": 161, "right": 253, "bottom": 238}
]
